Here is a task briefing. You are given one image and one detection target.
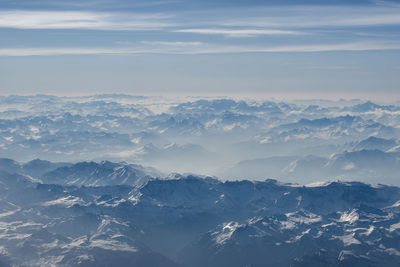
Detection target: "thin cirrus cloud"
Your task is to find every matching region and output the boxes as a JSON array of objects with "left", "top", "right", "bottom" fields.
[
  {"left": 220, "top": 5, "right": 400, "bottom": 29},
  {"left": 0, "top": 10, "right": 173, "bottom": 30},
  {"left": 37, "top": 0, "right": 182, "bottom": 8},
  {"left": 1, "top": 5, "right": 400, "bottom": 33},
  {"left": 1, "top": 41, "right": 400, "bottom": 56},
  {"left": 2, "top": 4, "right": 400, "bottom": 31},
  {"left": 173, "top": 28, "right": 305, "bottom": 37},
  {"left": 140, "top": 41, "right": 204, "bottom": 46}
]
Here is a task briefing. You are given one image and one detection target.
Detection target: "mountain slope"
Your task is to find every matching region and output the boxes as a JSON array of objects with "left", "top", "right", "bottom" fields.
[{"left": 40, "top": 161, "right": 160, "bottom": 186}]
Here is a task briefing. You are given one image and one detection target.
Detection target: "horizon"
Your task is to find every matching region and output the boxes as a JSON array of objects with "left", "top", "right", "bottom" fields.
[{"left": 0, "top": 93, "right": 399, "bottom": 103}]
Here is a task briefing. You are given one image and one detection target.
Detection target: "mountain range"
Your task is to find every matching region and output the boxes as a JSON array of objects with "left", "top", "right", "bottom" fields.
[
  {"left": 1, "top": 95, "right": 400, "bottom": 184},
  {"left": 0, "top": 158, "right": 399, "bottom": 266},
  {"left": 0, "top": 95, "right": 399, "bottom": 266}
]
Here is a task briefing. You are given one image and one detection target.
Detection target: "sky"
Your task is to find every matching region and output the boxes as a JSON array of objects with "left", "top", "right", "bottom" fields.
[{"left": 0, "top": 0, "right": 400, "bottom": 100}]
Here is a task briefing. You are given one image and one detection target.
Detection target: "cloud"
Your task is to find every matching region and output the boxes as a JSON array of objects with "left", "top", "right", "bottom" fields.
[
  {"left": 2, "top": 4, "right": 400, "bottom": 38},
  {"left": 140, "top": 41, "right": 204, "bottom": 46},
  {"left": 0, "top": 10, "right": 173, "bottom": 30},
  {"left": 0, "top": 47, "right": 142, "bottom": 56},
  {"left": 173, "top": 28, "right": 305, "bottom": 37},
  {"left": 3, "top": 4, "right": 400, "bottom": 33},
  {"left": 221, "top": 5, "right": 400, "bottom": 29},
  {"left": 28, "top": 0, "right": 181, "bottom": 8},
  {"left": 244, "top": 42, "right": 400, "bottom": 53},
  {"left": 1, "top": 41, "right": 400, "bottom": 56}
]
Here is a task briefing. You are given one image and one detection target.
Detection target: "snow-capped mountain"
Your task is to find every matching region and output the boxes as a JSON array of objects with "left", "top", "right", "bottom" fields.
[
  {"left": 0, "top": 158, "right": 161, "bottom": 187},
  {"left": 40, "top": 160, "right": 162, "bottom": 187},
  {"left": 350, "top": 136, "right": 398, "bottom": 152},
  {"left": 0, "top": 95, "right": 400, "bottom": 266},
  {"left": 226, "top": 149, "right": 400, "bottom": 185},
  {"left": 0, "top": 164, "right": 399, "bottom": 266},
  {"left": 1, "top": 95, "right": 400, "bottom": 185},
  {"left": 180, "top": 206, "right": 400, "bottom": 267}
]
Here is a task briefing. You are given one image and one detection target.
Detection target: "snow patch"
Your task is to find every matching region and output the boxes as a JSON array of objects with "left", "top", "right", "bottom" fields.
[
  {"left": 333, "top": 233, "right": 361, "bottom": 246},
  {"left": 213, "top": 222, "right": 242, "bottom": 245},
  {"left": 43, "top": 196, "right": 85, "bottom": 208},
  {"left": 339, "top": 210, "right": 359, "bottom": 224},
  {"left": 389, "top": 222, "right": 400, "bottom": 232}
]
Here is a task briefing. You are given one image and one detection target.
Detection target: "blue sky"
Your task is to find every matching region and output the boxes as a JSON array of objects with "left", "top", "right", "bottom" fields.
[{"left": 0, "top": 0, "right": 400, "bottom": 99}]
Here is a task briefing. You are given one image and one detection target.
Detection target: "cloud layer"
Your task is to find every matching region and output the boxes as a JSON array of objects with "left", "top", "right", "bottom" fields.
[
  {"left": 0, "top": 10, "right": 172, "bottom": 30},
  {"left": 174, "top": 28, "right": 305, "bottom": 37},
  {"left": 1, "top": 3, "right": 400, "bottom": 56},
  {"left": 2, "top": 41, "right": 400, "bottom": 56}
]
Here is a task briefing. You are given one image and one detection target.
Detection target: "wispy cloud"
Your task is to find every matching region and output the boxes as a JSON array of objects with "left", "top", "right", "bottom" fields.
[
  {"left": 173, "top": 28, "right": 305, "bottom": 37},
  {"left": 0, "top": 47, "right": 133, "bottom": 56},
  {"left": 2, "top": 41, "right": 400, "bottom": 56},
  {"left": 2, "top": 4, "right": 400, "bottom": 32},
  {"left": 0, "top": 10, "right": 173, "bottom": 30},
  {"left": 221, "top": 5, "right": 400, "bottom": 29},
  {"left": 140, "top": 41, "right": 204, "bottom": 46},
  {"left": 27, "top": 0, "right": 181, "bottom": 9},
  {"left": 2, "top": 4, "right": 400, "bottom": 35}
]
